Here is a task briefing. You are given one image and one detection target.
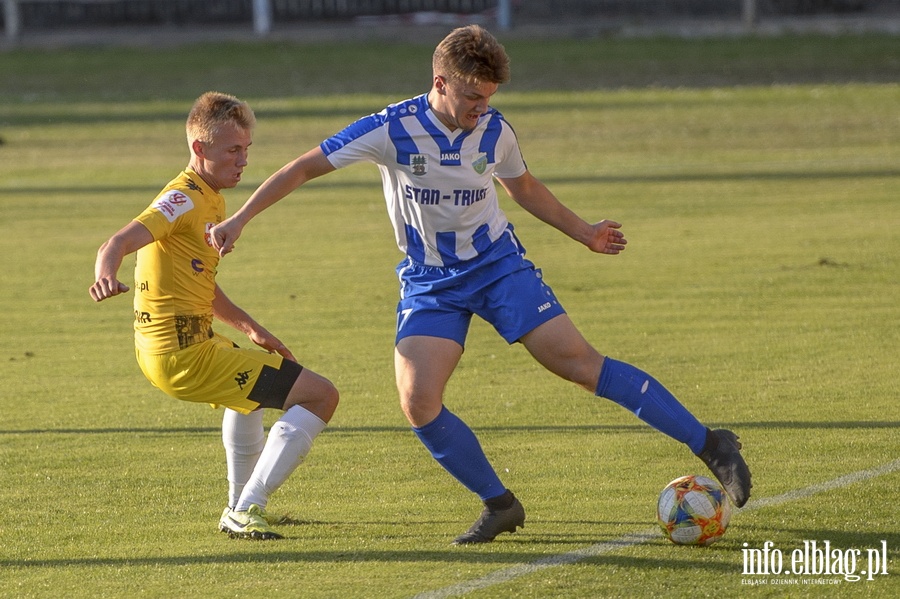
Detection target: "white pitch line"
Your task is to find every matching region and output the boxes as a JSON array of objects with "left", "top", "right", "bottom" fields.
[
  {"left": 413, "top": 458, "right": 900, "bottom": 599},
  {"left": 742, "top": 457, "right": 900, "bottom": 511}
]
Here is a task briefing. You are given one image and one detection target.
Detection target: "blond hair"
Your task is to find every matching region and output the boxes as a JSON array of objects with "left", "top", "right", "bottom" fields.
[
  {"left": 185, "top": 91, "right": 256, "bottom": 146},
  {"left": 432, "top": 25, "right": 510, "bottom": 86}
]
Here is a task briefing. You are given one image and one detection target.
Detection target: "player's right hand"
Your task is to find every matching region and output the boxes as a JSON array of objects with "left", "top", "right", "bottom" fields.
[{"left": 89, "top": 278, "right": 130, "bottom": 302}]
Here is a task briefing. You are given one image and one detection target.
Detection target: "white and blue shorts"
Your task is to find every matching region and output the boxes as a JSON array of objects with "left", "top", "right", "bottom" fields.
[{"left": 394, "top": 232, "right": 566, "bottom": 347}]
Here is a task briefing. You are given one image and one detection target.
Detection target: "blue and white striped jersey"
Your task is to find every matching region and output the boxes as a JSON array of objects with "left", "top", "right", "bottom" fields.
[{"left": 320, "top": 94, "right": 527, "bottom": 267}]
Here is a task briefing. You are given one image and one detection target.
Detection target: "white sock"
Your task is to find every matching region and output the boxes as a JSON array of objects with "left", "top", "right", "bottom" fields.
[
  {"left": 235, "top": 405, "right": 327, "bottom": 512},
  {"left": 222, "top": 408, "right": 265, "bottom": 509}
]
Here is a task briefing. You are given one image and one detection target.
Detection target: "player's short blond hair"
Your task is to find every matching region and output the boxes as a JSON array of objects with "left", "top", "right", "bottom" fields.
[
  {"left": 185, "top": 91, "right": 256, "bottom": 146},
  {"left": 432, "top": 25, "right": 510, "bottom": 87}
]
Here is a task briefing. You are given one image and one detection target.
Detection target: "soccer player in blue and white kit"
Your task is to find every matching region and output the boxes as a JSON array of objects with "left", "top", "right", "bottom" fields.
[{"left": 212, "top": 25, "right": 751, "bottom": 544}]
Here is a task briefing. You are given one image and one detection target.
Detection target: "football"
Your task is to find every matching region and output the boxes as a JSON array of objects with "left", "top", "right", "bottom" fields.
[{"left": 657, "top": 474, "right": 732, "bottom": 546}]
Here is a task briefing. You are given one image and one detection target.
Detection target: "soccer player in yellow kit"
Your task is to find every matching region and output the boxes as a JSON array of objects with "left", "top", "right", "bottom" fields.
[{"left": 90, "top": 91, "right": 338, "bottom": 540}]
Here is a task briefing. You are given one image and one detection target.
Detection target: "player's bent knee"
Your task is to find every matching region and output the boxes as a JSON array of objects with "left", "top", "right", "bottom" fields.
[
  {"left": 400, "top": 394, "right": 443, "bottom": 428},
  {"left": 286, "top": 369, "right": 339, "bottom": 422},
  {"left": 319, "top": 379, "right": 340, "bottom": 416}
]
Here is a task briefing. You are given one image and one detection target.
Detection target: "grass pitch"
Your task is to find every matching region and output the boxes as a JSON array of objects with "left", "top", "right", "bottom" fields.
[{"left": 0, "top": 34, "right": 898, "bottom": 598}]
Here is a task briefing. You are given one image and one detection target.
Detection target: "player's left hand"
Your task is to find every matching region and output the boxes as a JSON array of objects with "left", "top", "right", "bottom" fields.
[
  {"left": 211, "top": 218, "right": 243, "bottom": 257},
  {"left": 248, "top": 327, "right": 297, "bottom": 362},
  {"left": 586, "top": 220, "right": 627, "bottom": 255}
]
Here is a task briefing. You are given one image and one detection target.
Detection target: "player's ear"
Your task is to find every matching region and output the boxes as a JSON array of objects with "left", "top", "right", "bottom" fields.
[
  {"left": 191, "top": 138, "right": 206, "bottom": 159},
  {"left": 434, "top": 75, "right": 448, "bottom": 94}
]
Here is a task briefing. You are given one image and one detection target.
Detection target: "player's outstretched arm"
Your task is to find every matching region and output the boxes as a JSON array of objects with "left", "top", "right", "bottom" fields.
[
  {"left": 497, "top": 171, "right": 627, "bottom": 255},
  {"left": 212, "top": 147, "right": 336, "bottom": 257},
  {"left": 89, "top": 221, "right": 154, "bottom": 302}
]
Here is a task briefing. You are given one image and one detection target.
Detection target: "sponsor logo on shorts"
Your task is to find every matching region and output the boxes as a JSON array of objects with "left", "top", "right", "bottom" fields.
[{"left": 235, "top": 369, "right": 253, "bottom": 390}]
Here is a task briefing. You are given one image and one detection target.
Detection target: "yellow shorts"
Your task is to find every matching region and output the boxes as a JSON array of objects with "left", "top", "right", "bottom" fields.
[{"left": 135, "top": 333, "right": 302, "bottom": 414}]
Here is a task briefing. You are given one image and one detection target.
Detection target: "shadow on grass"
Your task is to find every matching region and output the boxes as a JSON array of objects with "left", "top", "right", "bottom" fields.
[
  {"left": 2, "top": 168, "right": 899, "bottom": 198},
  {"left": 0, "top": 547, "right": 734, "bottom": 573},
  {"left": 0, "top": 420, "right": 897, "bottom": 436},
  {"left": 3, "top": 522, "right": 895, "bottom": 571}
]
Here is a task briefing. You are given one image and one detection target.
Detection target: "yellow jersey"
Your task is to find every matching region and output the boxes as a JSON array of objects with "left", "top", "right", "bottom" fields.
[{"left": 132, "top": 169, "right": 224, "bottom": 354}]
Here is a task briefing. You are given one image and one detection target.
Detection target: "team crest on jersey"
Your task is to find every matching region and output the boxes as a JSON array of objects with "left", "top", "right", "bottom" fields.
[
  {"left": 152, "top": 190, "right": 194, "bottom": 223},
  {"left": 472, "top": 153, "right": 488, "bottom": 175},
  {"left": 410, "top": 154, "right": 428, "bottom": 176},
  {"left": 204, "top": 222, "right": 215, "bottom": 247}
]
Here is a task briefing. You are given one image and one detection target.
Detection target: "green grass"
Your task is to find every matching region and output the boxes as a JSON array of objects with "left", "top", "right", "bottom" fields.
[{"left": 1, "top": 34, "right": 898, "bottom": 598}]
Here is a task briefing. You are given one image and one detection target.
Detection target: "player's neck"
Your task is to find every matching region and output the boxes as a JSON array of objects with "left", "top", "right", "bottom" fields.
[
  {"left": 187, "top": 161, "right": 221, "bottom": 193},
  {"left": 427, "top": 89, "right": 458, "bottom": 132}
]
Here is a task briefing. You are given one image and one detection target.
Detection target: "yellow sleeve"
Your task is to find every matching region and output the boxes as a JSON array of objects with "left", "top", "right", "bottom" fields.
[{"left": 134, "top": 188, "right": 197, "bottom": 240}]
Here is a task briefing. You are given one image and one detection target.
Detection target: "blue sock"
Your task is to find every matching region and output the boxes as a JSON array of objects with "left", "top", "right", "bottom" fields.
[
  {"left": 412, "top": 406, "right": 506, "bottom": 501},
  {"left": 596, "top": 357, "right": 708, "bottom": 454}
]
